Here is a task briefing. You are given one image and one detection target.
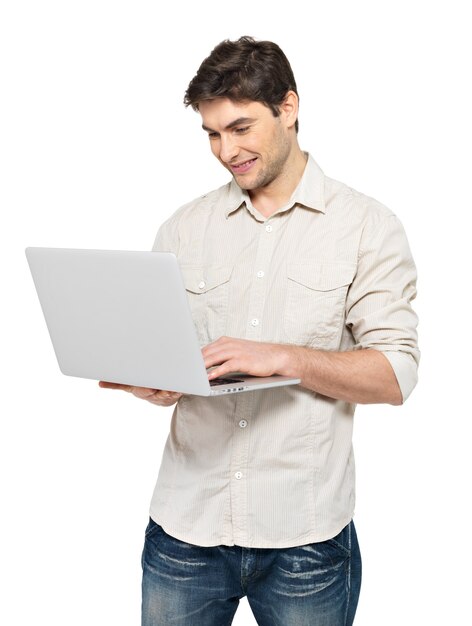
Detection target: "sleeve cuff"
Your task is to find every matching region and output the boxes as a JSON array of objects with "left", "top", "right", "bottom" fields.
[{"left": 381, "top": 351, "right": 418, "bottom": 403}]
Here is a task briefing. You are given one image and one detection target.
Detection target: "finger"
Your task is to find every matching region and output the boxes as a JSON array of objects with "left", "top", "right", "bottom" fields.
[
  {"left": 201, "top": 336, "right": 234, "bottom": 357},
  {"left": 203, "top": 345, "right": 241, "bottom": 369},
  {"left": 207, "top": 360, "right": 239, "bottom": 380},
  {"left": 101, "top": 384, "right": 163, "bottom": 399},
  {"left": 131, "top": 387, "right": 167, "bottom": 400},
  {"left": 147, "top": 391, "right": 183, "bottom": 406},
  {"left": 150, "top": 390, "right": 181, "bottom": 400},
  {"left": 143, "top": 388, "right": 180, "bottom": 401},
  {"left": 99, "top": 381, "right": 133, "bottom": 392}
]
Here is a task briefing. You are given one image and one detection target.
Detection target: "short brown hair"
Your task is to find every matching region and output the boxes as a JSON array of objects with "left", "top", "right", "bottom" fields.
[{"left": 184, "top": 36, "right": 299, "bottom": 132}]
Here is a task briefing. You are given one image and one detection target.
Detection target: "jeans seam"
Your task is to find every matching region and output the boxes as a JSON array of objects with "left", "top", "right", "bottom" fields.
[
  {"left": 328, "top": 538, "right": 351, "bottom": 557},
  {"left": 344, "top": 521, "right": 352, "bottom": 626}
]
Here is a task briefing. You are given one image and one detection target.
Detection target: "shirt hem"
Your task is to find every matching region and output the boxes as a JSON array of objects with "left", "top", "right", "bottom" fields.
[{"left": 149, "top": 511, "right": 355, "bottom": 549}]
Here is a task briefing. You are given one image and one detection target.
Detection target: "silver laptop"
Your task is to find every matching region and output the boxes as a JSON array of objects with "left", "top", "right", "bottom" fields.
[{"left": 25, "top": 248, "right": 300, "bottom": 396}]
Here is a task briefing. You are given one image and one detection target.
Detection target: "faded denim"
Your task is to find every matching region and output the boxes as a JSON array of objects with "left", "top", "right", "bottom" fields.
[{"left": 142, "top": 518, "right": 361, "bottom": 626}]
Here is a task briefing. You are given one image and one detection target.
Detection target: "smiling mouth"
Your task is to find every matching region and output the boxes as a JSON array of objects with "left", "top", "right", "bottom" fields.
[{"left": 230, "top": 158, "right": 257, "bottom": 173}]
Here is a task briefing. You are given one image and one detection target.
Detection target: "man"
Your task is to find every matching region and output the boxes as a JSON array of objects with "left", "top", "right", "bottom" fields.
[{"left": 100, "top": 36, "right": 419, "bottom": 626}]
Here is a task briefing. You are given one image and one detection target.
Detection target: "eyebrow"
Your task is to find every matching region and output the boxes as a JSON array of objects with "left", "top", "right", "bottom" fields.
[{"left": 202, "top": 117, "right": 256, "bottom": 132}]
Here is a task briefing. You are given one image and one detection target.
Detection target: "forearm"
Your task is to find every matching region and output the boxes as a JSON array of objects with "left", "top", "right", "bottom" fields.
[
  {"left": 281, "top": 346, "right": 403, "bottom": 405},
  {"left": 203, "top": 336, "right": 403, "bottom": 405}
]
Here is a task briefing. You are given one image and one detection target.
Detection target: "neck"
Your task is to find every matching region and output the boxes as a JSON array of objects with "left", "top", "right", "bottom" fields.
[{"left": 249, "top": 148, "right": 308, "bottom": 218}]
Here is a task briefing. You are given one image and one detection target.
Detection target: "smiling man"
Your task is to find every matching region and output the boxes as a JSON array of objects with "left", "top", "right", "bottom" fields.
[
  {"left": 100, "top": 37, "right": 419, "bottom": 626},
  {"left": 200, "top": 97, "right": 305, "bottom": 204}
]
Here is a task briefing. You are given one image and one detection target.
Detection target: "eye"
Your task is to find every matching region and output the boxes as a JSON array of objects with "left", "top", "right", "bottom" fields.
[
  {"left": 207, "top": 131, "right": 220, "bottom": 140},
  {"left": 234, "top": 126, "right": 250, "bottom": 134}
]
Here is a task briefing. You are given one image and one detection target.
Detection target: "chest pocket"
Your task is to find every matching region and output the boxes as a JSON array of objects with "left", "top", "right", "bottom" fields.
[
  {"left": 284, "top": 262, "right": 356, "bottom": 348},
  {"left": 180, "top": 265, "right": 233, "bottom": 346}
]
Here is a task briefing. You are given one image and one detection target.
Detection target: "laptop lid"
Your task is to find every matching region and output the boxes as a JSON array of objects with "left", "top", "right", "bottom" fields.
[{"left": 25, "top": 248, "right": 300, "bottom": 396}]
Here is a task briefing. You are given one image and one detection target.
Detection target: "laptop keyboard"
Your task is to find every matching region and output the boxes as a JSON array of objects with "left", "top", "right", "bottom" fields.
[{"left": 209, "top": 377, "right": 245, "bottom": 387}]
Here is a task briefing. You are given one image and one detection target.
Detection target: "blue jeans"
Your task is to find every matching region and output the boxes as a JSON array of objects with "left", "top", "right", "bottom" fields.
[{"left": 141, "top": 518, "right": 361, "bottom": 625}]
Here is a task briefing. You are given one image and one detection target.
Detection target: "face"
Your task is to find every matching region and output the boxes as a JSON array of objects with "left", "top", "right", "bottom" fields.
[{"left": 198, "top": 98, "right": 295, "bottom": 193}]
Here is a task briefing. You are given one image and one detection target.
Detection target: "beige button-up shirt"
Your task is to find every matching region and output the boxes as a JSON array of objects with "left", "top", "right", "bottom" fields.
[{"left": 149, "top": 154, "right": 419, "bottom": 548}]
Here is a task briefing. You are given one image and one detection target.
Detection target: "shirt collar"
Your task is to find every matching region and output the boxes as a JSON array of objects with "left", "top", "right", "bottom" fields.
[{"left": 224, "top": 153, "right": 326, "bottom": 219}]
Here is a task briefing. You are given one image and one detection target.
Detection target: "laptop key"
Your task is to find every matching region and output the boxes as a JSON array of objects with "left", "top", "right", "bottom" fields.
[{"left": 209, "top": 377, "right": 245, "bottom": 387}]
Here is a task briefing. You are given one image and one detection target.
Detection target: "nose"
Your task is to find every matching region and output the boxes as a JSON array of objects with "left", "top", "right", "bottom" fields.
[{"left": 218, "top": 133, "right": 239, "bottom": 163}]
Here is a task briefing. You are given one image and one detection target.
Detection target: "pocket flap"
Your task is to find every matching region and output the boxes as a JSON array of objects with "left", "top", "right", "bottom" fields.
[
  {"left": 287, "top": 262, "right": 356, "bottom": 291},
  {"left": 181, "top": 265, "right": 233, "bottom": 294}
]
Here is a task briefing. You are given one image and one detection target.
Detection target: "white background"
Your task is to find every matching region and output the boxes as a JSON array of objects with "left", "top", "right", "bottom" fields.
[{"left": 1, "top": 1, "right": 470, "bottom": 624}]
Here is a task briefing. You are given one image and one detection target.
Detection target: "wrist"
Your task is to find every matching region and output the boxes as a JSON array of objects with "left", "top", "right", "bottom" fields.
[{"left": 278, "top": 344, "right": 306, "bottom": 378}]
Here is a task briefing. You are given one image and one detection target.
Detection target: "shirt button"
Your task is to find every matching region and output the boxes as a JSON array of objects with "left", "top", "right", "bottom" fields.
[
  {"left": 198, "top": 280, "right": 206, "bottom": 290},
  {"left": 265, "top": 224, "right": 273, "bottom": 232},
  {"left": 235, "top": 471, "right": 243, "bottom": 480},
  {"left": 239, "top": 420, "right": 248, "bottom": 428},
  {"left": 251, "top": 318, "right": 259, "bottom": 326},
  {"left": 256, "top": 270, "right": 265, "bottom": 278}
]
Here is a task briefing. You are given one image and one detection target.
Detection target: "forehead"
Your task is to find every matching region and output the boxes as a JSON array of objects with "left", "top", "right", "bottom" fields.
[{"left": 198, "top": 98, "right": 270, "bottom": 129}]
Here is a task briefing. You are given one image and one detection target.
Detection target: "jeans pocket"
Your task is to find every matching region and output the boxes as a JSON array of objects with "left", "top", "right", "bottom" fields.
[
  {"left": 326, "top": 521, "right": 352, "bottom": 558},
  {"left": 144, "top": 517, "right": 161, "bottom": 540}
]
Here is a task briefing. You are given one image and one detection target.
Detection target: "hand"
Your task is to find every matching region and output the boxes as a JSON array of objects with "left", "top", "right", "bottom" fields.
[
  {"left": 202, "top": 336, "right": 293, "bottom": 380},
  {"left": 98, "top": 381, "right": 182, "bottom": 407}
]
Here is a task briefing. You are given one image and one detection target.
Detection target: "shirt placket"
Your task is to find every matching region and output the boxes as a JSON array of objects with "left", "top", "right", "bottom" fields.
[
  {"left": 244, "top": 218, "right": 279, "bottom": 341},
  {"left": 229, "top": 215, "right": 280, "bottom": 546}
]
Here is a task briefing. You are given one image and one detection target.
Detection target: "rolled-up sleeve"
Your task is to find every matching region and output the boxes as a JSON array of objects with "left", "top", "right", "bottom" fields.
[{"left": 346, "top": 213, "right": 420, "bottom": 402}]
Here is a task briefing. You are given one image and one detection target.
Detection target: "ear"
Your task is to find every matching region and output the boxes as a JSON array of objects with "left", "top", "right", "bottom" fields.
[{"left": 279, "top": 90, "right": 299, "bottom": 130}]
